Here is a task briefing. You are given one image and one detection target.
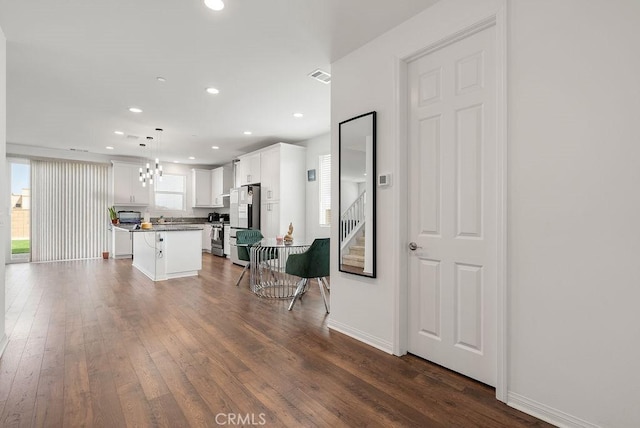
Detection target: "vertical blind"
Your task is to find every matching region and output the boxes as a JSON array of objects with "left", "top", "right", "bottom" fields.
[
  {"left": 31, "top": 160, "right": 109, "bottom": 262},
  {"left": 319, "top": 154, "right": 331, "bottom": 226}
]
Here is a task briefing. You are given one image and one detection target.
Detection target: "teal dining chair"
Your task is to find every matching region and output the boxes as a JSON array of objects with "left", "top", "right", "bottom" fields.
[
  {"left": 235, "top": 229, "right": 264, "bottom": 286},
  {"left": 285, "top": 238, "right": 330, "bottom": 312}
]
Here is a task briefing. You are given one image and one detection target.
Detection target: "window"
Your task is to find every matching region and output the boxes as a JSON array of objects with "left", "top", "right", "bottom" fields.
[
  {"left": 154, "top": 174, "right": 186, "bottom": 211},
  {"left": 319, "top": 154, "right": 331, "bottom": 226}
]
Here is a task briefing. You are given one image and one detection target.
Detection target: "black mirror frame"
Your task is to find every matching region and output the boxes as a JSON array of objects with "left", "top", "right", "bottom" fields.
[{"left": 338, "top": 111, "right": 376, "bottom": 278}]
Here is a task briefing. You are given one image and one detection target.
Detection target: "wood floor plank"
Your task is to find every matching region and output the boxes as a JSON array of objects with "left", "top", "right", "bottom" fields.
[
  {"left": 0, "top": 351, "right": 44, "bottom": 427},
  {"left": 117, "top": 381, "right": 157, "bottom": 428},
  {"left": 148, "top": 350, "right": 217, "bottom": 428},
  {"left": 0, "top": 338, "right": 27, "bottom": 404},
  {"left": 1, "top": 256, "right": 552, "bottom": 428},
  {"left": 62, "top": 349, "right": 93, "bottom": 426},
  {"left": 33, "top": 366, "right": 65, "bottom": 428}
]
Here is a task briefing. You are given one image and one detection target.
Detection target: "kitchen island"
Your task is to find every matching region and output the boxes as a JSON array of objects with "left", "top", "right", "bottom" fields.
[{"left": 130, "top": 225, "right": 203, "bottom": 281}]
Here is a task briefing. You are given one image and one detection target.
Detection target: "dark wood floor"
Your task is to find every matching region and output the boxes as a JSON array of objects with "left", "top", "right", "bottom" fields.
[{"left": 1, "top": 255, "right": 550, "bottom": 427}]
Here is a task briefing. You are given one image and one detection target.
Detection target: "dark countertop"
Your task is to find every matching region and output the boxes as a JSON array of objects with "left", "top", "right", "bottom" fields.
[
  {"left": 132, "top": 225, "right": 204, "bottom": 232},
  {"left": 113, "top": 224, "right": 204, "bottom": 232}
]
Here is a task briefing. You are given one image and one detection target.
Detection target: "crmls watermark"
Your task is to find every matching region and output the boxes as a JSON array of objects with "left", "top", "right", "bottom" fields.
[{"left": 215, "top": 413, "right": 267, "bottom": 426}]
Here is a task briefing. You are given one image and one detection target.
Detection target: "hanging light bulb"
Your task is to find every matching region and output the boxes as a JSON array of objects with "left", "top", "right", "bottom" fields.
[
  {"left": 155, "top": 128, "right": 164, "bottom": 182},
  {"left": 139, "top": 142, "right": 147, "bottom": 187}
]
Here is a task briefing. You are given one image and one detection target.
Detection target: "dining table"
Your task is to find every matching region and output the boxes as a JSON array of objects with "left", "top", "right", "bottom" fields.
[{"left": 248, "top": 238, "right": 311, "bottom": 298}]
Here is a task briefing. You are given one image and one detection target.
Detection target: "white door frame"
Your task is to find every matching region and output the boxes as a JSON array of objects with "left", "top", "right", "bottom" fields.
[{"left": 392, "top": 4, "right": 508, "bottom": 402}]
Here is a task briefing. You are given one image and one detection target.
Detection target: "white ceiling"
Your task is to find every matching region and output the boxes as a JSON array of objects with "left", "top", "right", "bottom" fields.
[{"left": 0, "top": 0, "right": 439, "bottom": 165}]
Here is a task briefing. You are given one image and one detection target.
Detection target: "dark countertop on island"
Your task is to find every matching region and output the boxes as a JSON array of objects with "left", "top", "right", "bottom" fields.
[{"left": 113, "top": 224, "right": 204, "bottom": 232}]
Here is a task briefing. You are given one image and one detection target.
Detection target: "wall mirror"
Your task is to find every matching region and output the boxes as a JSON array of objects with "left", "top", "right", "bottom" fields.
[{"left": 339, "top": 111, "right": 376, "bottom": 278}]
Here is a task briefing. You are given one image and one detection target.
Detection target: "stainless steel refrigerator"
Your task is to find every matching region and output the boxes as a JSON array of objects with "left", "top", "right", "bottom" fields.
[{"left": 229, "top": 185, "right": 261, "bottom": 265}]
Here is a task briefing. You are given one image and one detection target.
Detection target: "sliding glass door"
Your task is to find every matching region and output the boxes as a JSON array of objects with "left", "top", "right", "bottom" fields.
[{"left": 9, "top": 159, "right": 30, "bottom": 263}]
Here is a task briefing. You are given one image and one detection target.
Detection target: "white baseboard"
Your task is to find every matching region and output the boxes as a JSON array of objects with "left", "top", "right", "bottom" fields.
[
  {"left": 508, "top": 392, "right": 601, "bottom": 428},
  {"left": 328, "top": 319, "right": 393, "bottom": 354},
  {"left": 0, "top": 334, "right": 8, "bottom": 358}
]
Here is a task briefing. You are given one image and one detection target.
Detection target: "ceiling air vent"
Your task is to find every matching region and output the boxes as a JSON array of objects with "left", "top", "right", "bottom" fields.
[
  {"left": 308, "top": 68, "right": 331, "bottom": 84},
  {"left": 69, "top": 148, "right": 89, "bottom": 152},
  {"left": 126, "top": 134, "right": 139, "bottom": 140}
]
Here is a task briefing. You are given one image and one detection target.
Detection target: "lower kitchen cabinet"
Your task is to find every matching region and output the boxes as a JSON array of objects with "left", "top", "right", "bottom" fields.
[
  {"left": 202, "top": 224, "right": 212, "bottom": 252},
  {"left": 112, "top": 227, "right": 133, "bottom": 258}
]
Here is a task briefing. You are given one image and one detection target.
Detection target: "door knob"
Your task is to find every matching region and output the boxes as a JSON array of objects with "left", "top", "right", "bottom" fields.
[{"left": 408, "top": 242, "right": 422, "bottom": 251}]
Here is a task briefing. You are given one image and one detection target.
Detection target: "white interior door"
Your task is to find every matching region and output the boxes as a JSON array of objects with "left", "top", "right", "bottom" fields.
[{"left": 407, "top": 25, "right": 497, "bottom": 386}]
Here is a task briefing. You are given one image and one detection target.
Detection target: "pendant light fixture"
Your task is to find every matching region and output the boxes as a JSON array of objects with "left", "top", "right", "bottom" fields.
[
  {"left": 139, "top": 137, "right": 154, "bottom": 187},
  {"left": 138, "top": 128, "right": 164, "bottom": 187},
  {"left": 155, "top": 128, "right": 164, "bottom": 182}
]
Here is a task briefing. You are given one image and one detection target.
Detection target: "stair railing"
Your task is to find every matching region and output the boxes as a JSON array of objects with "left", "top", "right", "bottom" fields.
[{"left": 340, "top": 190, "right": 365, "bottom": 250}]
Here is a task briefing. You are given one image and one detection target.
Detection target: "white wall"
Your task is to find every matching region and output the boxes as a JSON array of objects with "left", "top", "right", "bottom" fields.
[
  {"left": 297, "top": 133, "right": 331, "bottom": 241},
  {"left": 330, "top": 0, "right": 640, "bottom": 426},
  {"left": 340, "top": 181, "right": 359, "bottom": 211},
  {"left": 0, "top": 24, "right": 7, "bottom": 355}
]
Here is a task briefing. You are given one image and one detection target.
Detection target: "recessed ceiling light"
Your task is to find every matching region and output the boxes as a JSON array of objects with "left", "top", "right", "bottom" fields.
[
  {"left": 204, "top": 0, "right": 224, "bottom": 11},
  {"left": 173, "top": 160, "right": 180, "bottom": 163},
  {"left": 206, "top": 87, "right": 220, "bottom": 95},
  {"left": 106, "top": 146, "right": 114, "bottom": 150},
  {"left": 243, "top": 131, "right": 252, "bottom": 135},
  {"left": 188, "top": 156, "right": 196, "bottom": 160},
  {"left": 156, "top": 76, "right": 166, "bottom": 82},
  {"left": 293, "top": 112, "right": 304, "bottom": 118},
  {"left": 211, "top": 146, "right": 219, "bottom": 150},
  {"left": 128, "top": 107, "right": 143, "bottom": 113},
  {"left": 114, "top": 131, "right": 124, "bottom": 135}
]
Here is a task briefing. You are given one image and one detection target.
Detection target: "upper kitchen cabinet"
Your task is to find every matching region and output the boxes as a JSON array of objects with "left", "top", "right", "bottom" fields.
[
  {"left": 236, "top": 152, "right": 261, "bottom": 186},
  {"left": 211, "top": 165, "right": 233, "bottom": 207},
  {"left": 112, "top": 162, "right": 150, "bottom": 206},
  {"left": 260, "top": 147, "right": 280, "bottom": 202},
  {"left": 192, "top": 169, "right": 213, "bottom": 207}
]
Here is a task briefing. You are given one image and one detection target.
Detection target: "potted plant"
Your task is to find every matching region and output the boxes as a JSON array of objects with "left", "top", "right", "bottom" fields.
[{"left": 108, "top": 206, "right": 118, "bottom": 224}]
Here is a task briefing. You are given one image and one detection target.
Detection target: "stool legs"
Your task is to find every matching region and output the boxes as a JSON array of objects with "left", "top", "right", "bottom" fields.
[
  {"left": 288, "top": 278, "right": 308, "bottom": 311},
  {"left": 235, "top": 264, "right": 250, "bottom": 286},
  {"left": 317, "top": 277, "right": 330, "bottom": 313},
  {"left": 287, "top": 277, "right": 330, "bottom": 313}
]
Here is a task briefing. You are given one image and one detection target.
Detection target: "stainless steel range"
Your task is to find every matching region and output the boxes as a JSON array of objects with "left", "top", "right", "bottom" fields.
[{"left": 211, "top": 222, "right": 226, "bottom": 257}]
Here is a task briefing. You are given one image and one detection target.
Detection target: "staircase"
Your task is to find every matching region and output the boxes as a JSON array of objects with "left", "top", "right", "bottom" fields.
[{"left": 342, "top": 234, "right": 365, "bottom": 269}]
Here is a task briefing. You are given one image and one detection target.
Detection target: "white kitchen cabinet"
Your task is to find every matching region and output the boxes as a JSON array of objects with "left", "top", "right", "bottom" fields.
[
  {"left": 112, "top": 162, "right": 150, "bottom": 206},
  {"left": 192, "top": 169, "right": 213, "bottom": 207},
  {"left": 236, "top": 152, "right": 261, "bottom": 186},
  {"left": 202, "top": 224, "right": 212, "bottom": 252},
  {"left": 211, "top": 165, "right": 232, "bottom": 207},
  {"left": 112, "top": 227, "right": 133, "bottom": 258},
  {"left": 260, "top": 147, "right": 280, "bottom": 202},
  {"left": 261, "top": 200, "right": 281, "bottom": 239},
  {"left": 259, "top": 143, "right": 306, "bottom": 240}
]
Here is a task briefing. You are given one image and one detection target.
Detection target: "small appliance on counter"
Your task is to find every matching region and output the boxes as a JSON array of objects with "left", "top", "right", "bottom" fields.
[
  {"left": 118, "top": 211, "right": 141, "bottom": 224},
  {"left": 208, "top": 212, "right": 230, "bottom": 223}
]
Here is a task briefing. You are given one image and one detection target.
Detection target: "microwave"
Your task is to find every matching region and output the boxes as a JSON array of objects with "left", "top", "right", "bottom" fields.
[{"left": 118, "top": 211, "right": 141, "bottom": 224}]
